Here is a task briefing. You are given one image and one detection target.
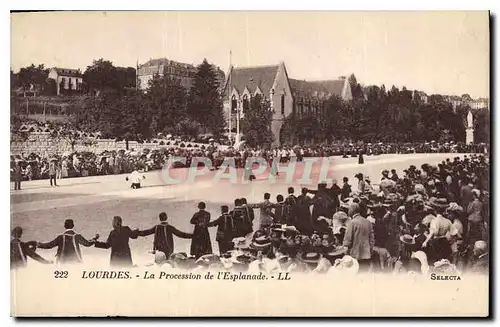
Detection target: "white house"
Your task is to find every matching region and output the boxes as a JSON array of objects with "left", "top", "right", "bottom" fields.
[{"left": 48, "top": 68, "right": 83, "bottom": 95}]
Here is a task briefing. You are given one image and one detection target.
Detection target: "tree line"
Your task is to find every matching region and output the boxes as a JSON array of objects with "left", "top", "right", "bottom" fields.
[{"left": 281, "top": 76, "right": 489, "bottom": 145}]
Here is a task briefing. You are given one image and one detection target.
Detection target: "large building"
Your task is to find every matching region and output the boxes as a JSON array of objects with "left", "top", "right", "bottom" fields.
[
  {"left": 137, "top": 58, "right": 225, "bottom": 91},
  {"left": 223, "top": 61, "right": 352, "bottom": 146},
  {"left": 48, "top": 68, "right": 83, "bottom": 95}
]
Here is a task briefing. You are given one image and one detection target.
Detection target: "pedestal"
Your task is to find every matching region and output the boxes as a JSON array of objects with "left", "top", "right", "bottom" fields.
[{"left": 466, "top": 128, "right": 474, "bottom": 145}]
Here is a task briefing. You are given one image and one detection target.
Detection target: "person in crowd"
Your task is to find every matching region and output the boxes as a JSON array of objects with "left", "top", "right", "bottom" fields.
[
  {"left": 49, "top": 158, "right": 58, "bottom": 187},
  {"left": 390, "top": 169, "right": 399, "bottom": 182},
  {"left": 341, "top": 177, "right": 351, "bottom": 201},
  {"left": 125, "top": 167, "right": 146, "bottom": 189},
  {"left": 328, "top": 179, "right": 341, "bottom": 212},
  {"left": 240, "top": 198, "right": 255, "bottom": 232},
  {"left": 467, "top": 189, "right": 485, "bottom": 244},
  {"left": 470, "top": 240, "right": 488, "bottom": 274},
  {"left": 422, "top": 198, "right": 453, "bottom": 263},
  {"left": 231, "top": 198, "right": 251, "bottom": 237},
  {"left": 284, "top": 187, "right": 297, "bottom": 225},
  {"left": 355, "top": 173, "right": 366, "bottom": 195},
  {"left": 273, "top": 195, "right": 286, "bottom": 225},
  {"left": 248, "top": 193, "right": 276, "bottom": 230},
  {"left": 11, "top": 227, "right": 52, "bottom": 269},
  {"left": 343, "top": 203, "right": 375, "bottom": 272},
  {"left": 189, "top": 202, "right": 212, "bottom": 259},
  {"left": 137, "top": 212, "right": 193, "bottom": 257},
  {"left": 94, "top": 216, "right": 139, "bottom": 267},
  {"left": 358, "top": 150, "right": 364, "bottom": 164},
  {"left": 37, "top": 219, "right": 98, "bottom": 265},
  {"left": 294, "top": 188, "right": 313, "bottom": 235},
  {"left": 12, "top": 160, "right": 22, "bottom": 190},
  {"left": 207, "top": 205, "right": 235, "bottom": 255}
]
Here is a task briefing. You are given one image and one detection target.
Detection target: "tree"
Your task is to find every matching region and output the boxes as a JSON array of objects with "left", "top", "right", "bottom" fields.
[
  {"left": 474, "top": 108, "right": 490, "bottom": 144},
  {"left": 16, "top": 64, "right": 49, "bottom": 93},
  {"left": 83, "top": 59, "right": 119, "bottom": 95},
  {"left": 49, "top": 119, "right": 98, "bottom": 151},
  {"left": 146, "top": 74, "right": 189, "bottom": 135},
  {"left": 240, "top": 94, "right": 274, "bottom": 147},
  {"left": 461, "top": 94, "right": 472, "bottom": 102},
  {"left": 348, "top": 74, "right": 364, "bottom": 100},
  {"left": 188, "top": 59, "right": 225, "bottom": 136},
  {"left": 10, "top": 114, "right": 29, "bottom": 144}
]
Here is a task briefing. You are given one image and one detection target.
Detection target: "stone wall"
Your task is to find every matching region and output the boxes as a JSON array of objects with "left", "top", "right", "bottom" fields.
[{"left": 10, "top": 133, "right": 212, "bottom": 157}]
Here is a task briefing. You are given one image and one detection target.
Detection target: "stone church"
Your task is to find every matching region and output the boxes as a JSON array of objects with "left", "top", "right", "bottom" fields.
[{"left": 223, "top": 61, "right": 352, "bottom": 146}]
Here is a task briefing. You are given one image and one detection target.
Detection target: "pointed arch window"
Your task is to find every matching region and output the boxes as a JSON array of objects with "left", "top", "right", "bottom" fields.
[
  {"left": 281, "top": 94, "right": 285, "bottom": 115},
  {"left": 243, "top": 94, "right": 249, "bottom": 112},
  {"left": 231, "top": 95, "right": 237, "bottom": 113}
]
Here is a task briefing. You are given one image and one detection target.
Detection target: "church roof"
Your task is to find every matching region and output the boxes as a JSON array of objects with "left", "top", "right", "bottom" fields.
[
  {"left": 226, "top": 65, "right": 279, "bottom": 97},
  {"left": 289, "top": 78, "right": 345, "bottom": 99},
  {"left": 140, "top": 58, "right": 196, "bottom": 69}
]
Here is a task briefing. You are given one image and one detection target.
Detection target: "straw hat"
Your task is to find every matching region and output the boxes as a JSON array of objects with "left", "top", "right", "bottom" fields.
[{"left": 399, "top": 234, "right": 416, "bottom": 245}]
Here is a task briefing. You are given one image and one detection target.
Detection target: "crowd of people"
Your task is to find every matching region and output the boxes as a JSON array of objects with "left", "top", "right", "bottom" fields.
[{"left": 12, "top": 153, "right": 489, "bottom": 277}]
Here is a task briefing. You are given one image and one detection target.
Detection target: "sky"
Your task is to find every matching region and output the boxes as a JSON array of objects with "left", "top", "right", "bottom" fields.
[{"left": 11, "top": 11, "right": 489, "bottom": 98}]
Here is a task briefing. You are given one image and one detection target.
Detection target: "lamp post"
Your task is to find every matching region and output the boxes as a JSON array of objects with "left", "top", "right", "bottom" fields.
[{"left": 235, "top": 101, "right": 241, "bottom": 145}]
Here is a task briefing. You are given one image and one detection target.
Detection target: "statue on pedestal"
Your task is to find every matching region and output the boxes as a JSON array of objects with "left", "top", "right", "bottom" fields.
[{"left": 466, "top": 111, "right": 474, "bottom": 145}]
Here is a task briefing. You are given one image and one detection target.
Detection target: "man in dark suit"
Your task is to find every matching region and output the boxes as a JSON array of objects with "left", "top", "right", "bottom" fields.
[
  {"left": 94, "top": 216, "right": 139, "bottom": 268},
  {"left": 343, "top": 203, "right": 375, "bottom": 272},
  {"left": 137, "top": 212, "right": 193, "bottom": 258},
  {"left": 240, "top": 198, "right": 255, "bottom": 233},
  {"left": 207, "top": 206, "right": 235, "bottom": 255},
  {"left": 37, "top": 219, "right": 97, "bottom": 264},
  {"left": 11, "top": 227, "right": 52, "bottom": 269},
  {"left": 273, "top": 194, "right": 286, "bottom": 224},
  {"left": 328, "top": 179, "right": 342, "bottom": 212},
  {"left": 284, "top": 187, "right": 297, "bottom": 225}
]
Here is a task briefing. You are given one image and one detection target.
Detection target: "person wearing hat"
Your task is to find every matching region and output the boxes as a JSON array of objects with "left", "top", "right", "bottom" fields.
[
  {"left": 11, "top": 227, "right": 52, "bottom": 269},
  {"left": 207, "top": 206, "right": 236, "bottom": 255},
  {"left": 392, "top": 234, "right": 416, "bottom": 274},
  {"left": 342, "top": 202, "right": 374, "bottom": 272},
  {"left": 309, "top": 183, "right": 334, "bottom": 223},
  {"left": 422, "top": 198, "right": 453, "bottom": 264},
  {"left": 328, "top": 255, "right": 359, "bottom": 275},
  {"left": 37, "top": 219, "right": 98, "bottom": 265}
]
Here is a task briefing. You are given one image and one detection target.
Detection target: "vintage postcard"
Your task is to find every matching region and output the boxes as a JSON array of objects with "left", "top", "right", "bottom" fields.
[{"left": 10, "top": 11, "right": 490, "bottom": 317}]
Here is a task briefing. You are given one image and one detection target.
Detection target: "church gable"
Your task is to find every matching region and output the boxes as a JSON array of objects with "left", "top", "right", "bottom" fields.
[{"left": 225, "top": 65, "right": 279, "bottom": 99}]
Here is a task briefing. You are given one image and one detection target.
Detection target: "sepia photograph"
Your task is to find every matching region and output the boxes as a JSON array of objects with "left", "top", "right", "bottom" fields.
[{"left": 9, "top": 10, "right": 490, "bottom": 317}]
